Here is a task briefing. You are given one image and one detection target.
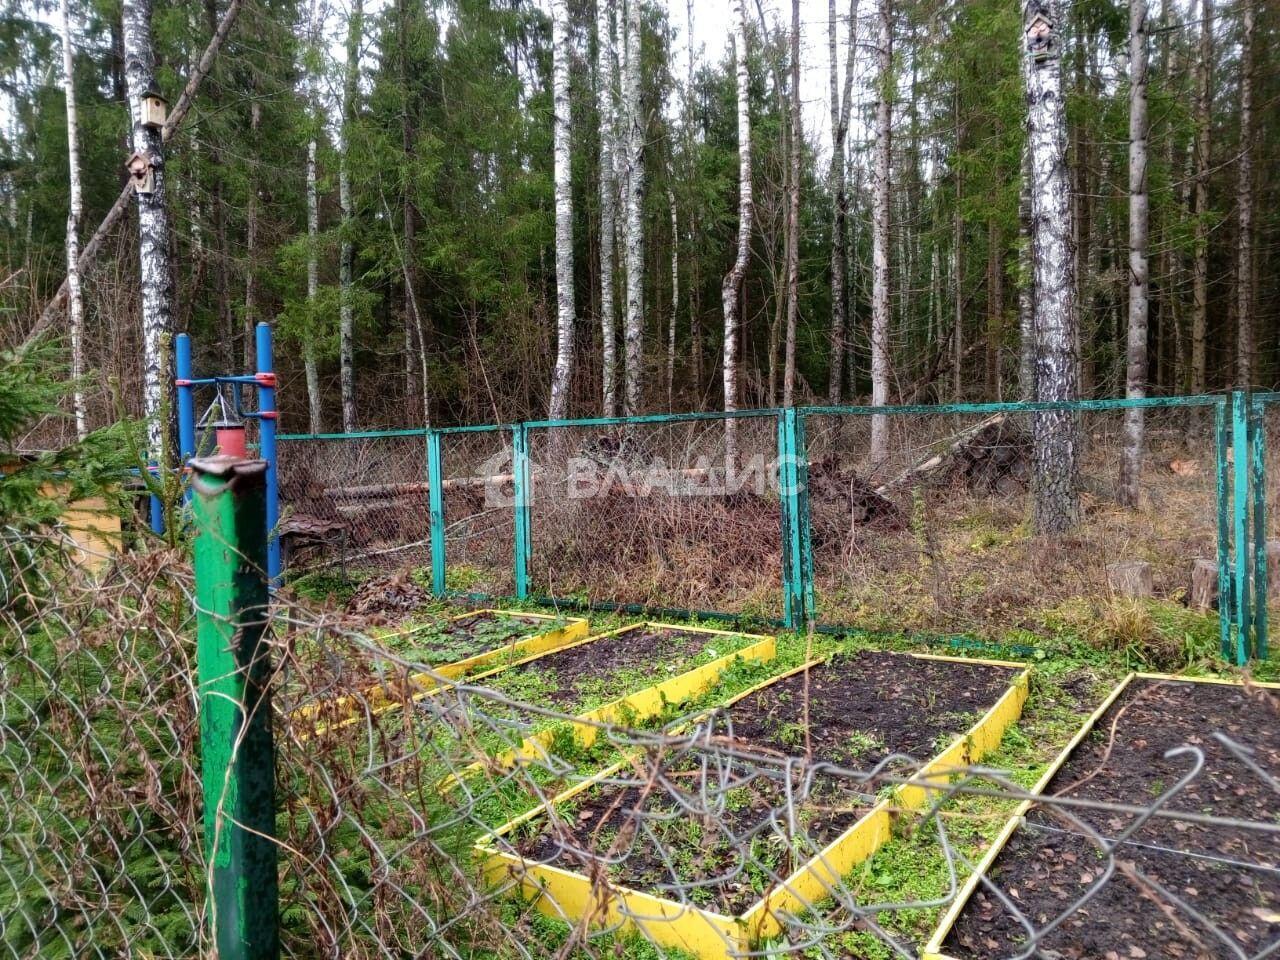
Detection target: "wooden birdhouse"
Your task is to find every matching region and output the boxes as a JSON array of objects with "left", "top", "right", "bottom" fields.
[
  {"left": 139, "top": 88, "right": 167, "bottom": 130},
  {"left": 127, "top": 151, "right": 155, "bottom": 195},
  {"left": 1026, "top": 13, "right": 1055, "bottom": 63}
]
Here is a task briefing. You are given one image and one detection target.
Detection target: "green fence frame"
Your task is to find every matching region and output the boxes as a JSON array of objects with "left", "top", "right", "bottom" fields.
[{"left": 280, "top": 393, "right": 1273, "bottom": 663}]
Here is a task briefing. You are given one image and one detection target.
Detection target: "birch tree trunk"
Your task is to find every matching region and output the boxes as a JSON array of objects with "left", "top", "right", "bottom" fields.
[
  {"left": 622, "top": 0, "right": 645, "bottom": 416},
  {"left": 123, "top": 0, "right": 173, "bottom": 465},
  {"left": 668, "top": 187, "right": 678, "bottom": 410},
  {"left": 339, "top": 0, "right": 362, "bottom": 432},
  {"left": 827, "top": 0, "right": 858, "bottom": 404},
  {"left": 869, "top": 0, "right": 892, "bottom": 466},
  {"left": 1190, "top": 0, "right": 1212, "bottom": 399},
  {"left": 723, "top": 0, "right": 753, "bottom": 467},
  {"left": 60, "top": 0, "right": 87, "bottom": 438},
  {"left": 1235, "top": 0, "right": 1255, "bottom": 389},
  {"left": 549, "top": 0, "right": 576, "bottom": 420},
  {"left": 1018, "top": 142, "right": 1035, "bottom": 400},
  {"left": 782, "top": 0, "right": 802, "bottom": 407},
  {"left": 1119, "top": 0, "right": 1149, "bottom": 508},
  {"left": 1025, "top": 0, "right": 1080, "bottom": 533},
  {"left": 597, "top": 0, "right": 619, "bottom": 418},
  {"left": 305, "top": 137, "right": 322, "bottom": 433}
]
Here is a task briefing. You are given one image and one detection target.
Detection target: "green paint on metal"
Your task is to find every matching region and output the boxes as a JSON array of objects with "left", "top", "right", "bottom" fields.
[
  {"left": 1215, "top": 401, "right": 1233, "bottom": 660},
  {"left": 512, "top": 425, "right": 531, "bottom": 600},
  {"left": 794, "top": 412, "right": 815, "bottom": 622},
  {"left": 427, "top": 430, "right": 446, "bottom": 596},
  {"left": 190, "top": 457, "right": 279, "bottom": 960},
  {"left": 801, "top": 395, "right": 1222, "bottom": 418},
  {"left": 1252, "top": 397, "right": 1269, "bottom": 659},
  {"left": 277, "top": 427, "right": 429, "bottom": 441},
  {"left": 1233, "top": 392, "right": 1251, "bottom": 666}
]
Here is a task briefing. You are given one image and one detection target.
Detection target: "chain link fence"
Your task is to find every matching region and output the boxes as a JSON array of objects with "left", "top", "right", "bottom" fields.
[{"left": 5, "top": 522, "right": 1280, "bottom": 958}]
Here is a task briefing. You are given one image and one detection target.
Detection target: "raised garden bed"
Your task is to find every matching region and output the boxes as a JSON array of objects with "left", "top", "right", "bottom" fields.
[
  {"left": 289, "top": 609, "right": 588, "bottom": 732},
  {"left": 930, "top": 673, "right": 1280, "bottom": 960},
  {"left": 448, "top": 623, "right": 777, "bottom": 774},
  {"left": 387, "top": 609, "right": 588, "bottom": 675},
  {"left": 478, "top": 651, "right": 1030, "bottom": 959}
]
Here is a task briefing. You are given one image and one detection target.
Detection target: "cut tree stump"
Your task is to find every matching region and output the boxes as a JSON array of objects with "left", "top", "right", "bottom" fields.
[
  {"left": 1190, "top": 558, "right": 1219, "bottom": 611},
  {"left": 1107, "top": 561, "right": 1153, "bottom": 599}
]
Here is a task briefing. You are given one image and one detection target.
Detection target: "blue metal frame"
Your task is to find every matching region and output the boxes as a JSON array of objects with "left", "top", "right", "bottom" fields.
[{"left": 175, "top": 323, "right": 281, "bottom": 584}]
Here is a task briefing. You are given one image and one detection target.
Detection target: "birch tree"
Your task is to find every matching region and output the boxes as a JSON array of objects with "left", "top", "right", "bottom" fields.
[
  {"left": 1024, "top": 0, "right": 1080, "bottom": 533},
  {"left": 1235, "top": 0, "right": 1254, "bottom": 388},
  {"left": 548, "top": 0, "right": 576, "bottom": 420},
  {"left": 597, "top": 0, "right": 619, "bottom": 418},
  {"left": 339, "top": 0, "right": 363, "bottom": 432},
  {"left": 1190, "top": 0, "right": 1211, "bottom": 399},
  {"left": 827, "top": 0, "right": 858, "bottom": 404},
  {"left": 303, "top": 0, "right": 322, "bottom": 433},
  {"left": 781, "top": 0, "right": 802, "bottom": 407},
  {"left": 123, "top": 0, "right": 173, "bottom": 465},
  {"left": 622, "top": 0, "right": 644, "bottom": 416},
  {"left": 60, "top": 0, "right": 87, "bottom": 438},
  {"left": 668, "top": 186, "right": 678, "bottom": 410},
  {"left": 869, "top": 0, "right": 892, "bottom": 465},
  {"left": 1119, "top": 0, "right": 1148, "bottom": 508},
  {"left": 723, "top": 0, "right": 752, "bottom": 465}
]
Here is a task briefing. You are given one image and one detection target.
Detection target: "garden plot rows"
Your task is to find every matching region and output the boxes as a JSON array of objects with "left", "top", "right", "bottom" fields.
[
  {"left": 936, "top": 676, "right": 1280, "bottom": 960},
  {"left": 478, "top": 650, "right": 1029, "bottom": 958},
  {"left": 447, "top": 623, "right": 774, "bottom": 768}
]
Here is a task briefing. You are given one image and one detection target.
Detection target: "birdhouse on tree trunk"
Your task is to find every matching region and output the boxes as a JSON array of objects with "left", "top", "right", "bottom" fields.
[
  {"left": 139, "top": 88, "right": 167, "bottom": 130},
  {"left": 1026, "top": 13, "right": 1055, "bottom": 63}
]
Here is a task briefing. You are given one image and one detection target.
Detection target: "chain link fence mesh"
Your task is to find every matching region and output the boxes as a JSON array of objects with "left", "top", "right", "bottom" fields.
[
  {"left": 805, "top": 406, "right": 1221, "bottom": 640},
  {"left": 5, "top": 525, "right": 1279, "bottom": 959}
]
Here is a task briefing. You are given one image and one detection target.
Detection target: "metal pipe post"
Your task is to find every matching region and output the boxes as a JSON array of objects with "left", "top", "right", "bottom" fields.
[
  {"left": 190, "top": 456, "right": 279, "bottom": 960},
  {"left": 255, "top": 323, "right": 281, "bottom": 585}
]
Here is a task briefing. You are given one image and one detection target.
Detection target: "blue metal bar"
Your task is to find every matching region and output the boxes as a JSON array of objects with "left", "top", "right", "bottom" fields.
[
  {"left": 427, "top": 430, "right": 446, "bottom": 596},
  {"left": 255, "top": 323, "right": 281, "bottom": 586}
]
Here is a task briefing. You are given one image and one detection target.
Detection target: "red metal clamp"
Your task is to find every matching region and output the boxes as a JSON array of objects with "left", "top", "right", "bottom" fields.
[{"left": 254, "top": 372, "right": 278, "bottom": 387}]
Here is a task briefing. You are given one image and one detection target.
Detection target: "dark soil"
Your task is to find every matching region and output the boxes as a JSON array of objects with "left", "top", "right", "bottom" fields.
[
  {"left": 513, "top": 651, "right": 1018, "bottom": 916},
  {"left": 945, "top": 678, "right": 1280, "bottom": 959},
  {"left": 481, "top": 627, "right": 737, "bottom": 712}
]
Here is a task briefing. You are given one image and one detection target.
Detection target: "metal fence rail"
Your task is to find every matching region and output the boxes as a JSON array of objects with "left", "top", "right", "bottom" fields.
[{"left": 278, "top": 393, "right": 1274, "bottom": 662}]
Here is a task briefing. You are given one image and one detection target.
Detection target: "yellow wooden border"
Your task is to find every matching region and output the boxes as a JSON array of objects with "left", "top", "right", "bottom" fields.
[
  {"left": 444, "top": 624, "right": 777, "bottom": 790},
  {"left": 920, "top": 670, "right": 1280, "bottom": 960},
  {"left": 476, "top": 651, "right": 1031, "bottom": 960},
  {"left": 290, "top": 609, "right": 588, "bottom": 732},
  {"left": 745, "top": 663, "right": 1031, "bottom": 942}
]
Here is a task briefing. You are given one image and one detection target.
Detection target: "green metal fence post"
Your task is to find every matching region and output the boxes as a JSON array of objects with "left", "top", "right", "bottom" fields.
[
  {"left": 190, "top": 456, "right": 279, "bottom": 960},
  {"left": 794, "top": 412, "right": 814, "bottom": 623},
  {"left": 1233, "top": 391, "right": 1252, "bottom": 666},
  {"left": 1252, "top": 396, "right": 1268, "bottom": 659},
  {"left": 777, "top": 411, "right": 794, "bottom": 628},
  {"left": 427, "top": 429, "right": 446, "bottom": 596},
  {"left": 512, "top": 425, "right": 531, "bottom": 600},
  {"left": 1216, "top": 400, "right": 1233, "bottom": 660},
  {"left": 777, "top": 409, "right": 811, "bottom": 629}
]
